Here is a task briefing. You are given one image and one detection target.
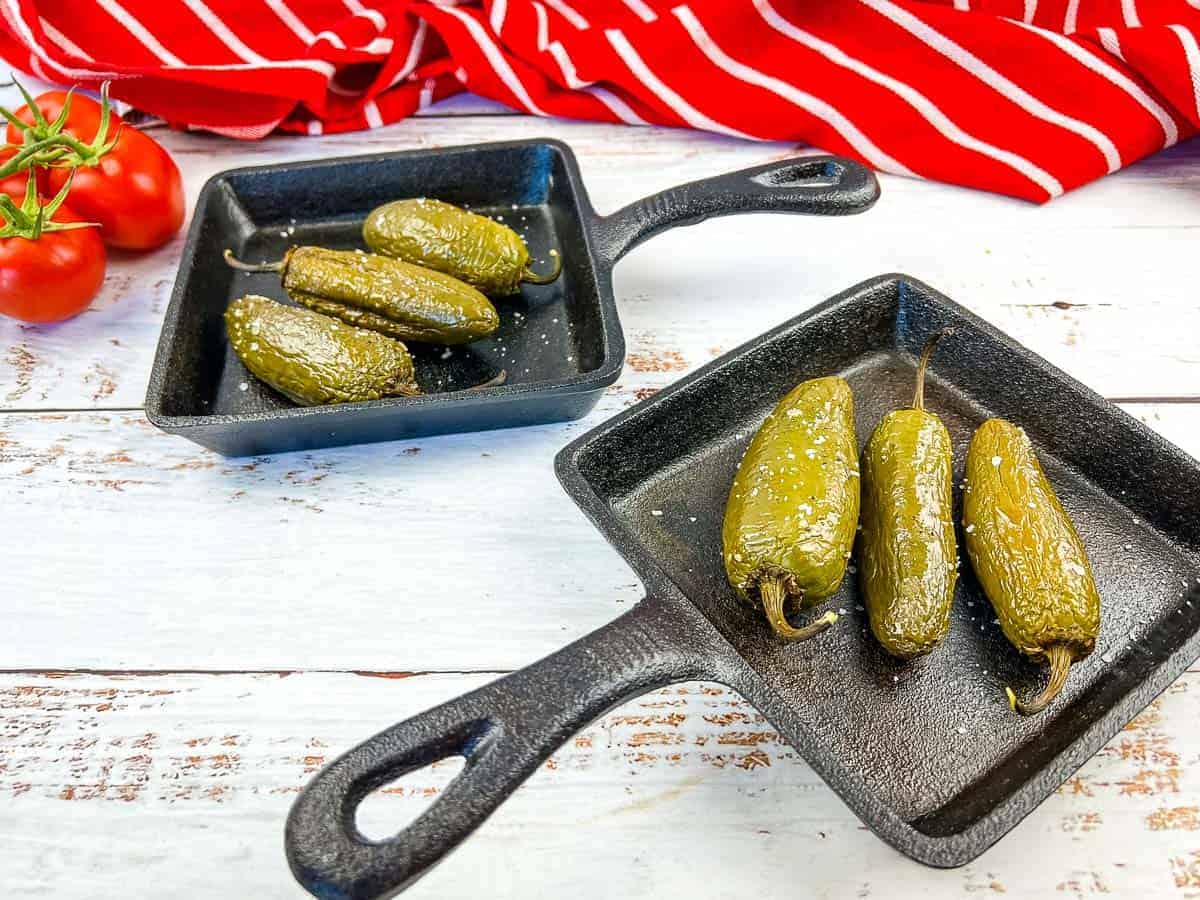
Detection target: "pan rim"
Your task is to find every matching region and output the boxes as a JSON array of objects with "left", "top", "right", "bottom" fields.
[
  {"left": 554, "top": 272, "right": 1200, "bottom": 867},
  {"left": 145, "top": 137, "right": 627, "bottom": 431}
]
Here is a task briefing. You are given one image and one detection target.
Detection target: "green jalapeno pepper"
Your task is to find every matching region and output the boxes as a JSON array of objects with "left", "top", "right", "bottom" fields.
[
  {"left": 363, "top": 198, "right": 561, "bottom": 296},
  {"left": 225, "top": 295, "right": 420, "bottom": 406},
  {"left": 224, "top": 246, "right": 499, "bottom": 345},
  {"left": 963, "top": 418, "right": 1101, "bottom": 715},
  {"left": 722, "top": 376, "right": 859, "bottom": 642},
  {"left": 859, "top": 330, "right": 958, "bottom": 659}
]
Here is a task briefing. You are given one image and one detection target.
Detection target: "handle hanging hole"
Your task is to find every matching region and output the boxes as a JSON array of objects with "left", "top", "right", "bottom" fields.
[
  {"left": 750, "top": 160, "right": 841, "bottom": 189},
  {"left": 355, "top": 755, "right": 468, "bottom": 841}
]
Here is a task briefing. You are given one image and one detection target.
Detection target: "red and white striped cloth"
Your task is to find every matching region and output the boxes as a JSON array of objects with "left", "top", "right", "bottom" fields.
[{"left": 0, "top": 0, "right": 1196, "bottom": 201}]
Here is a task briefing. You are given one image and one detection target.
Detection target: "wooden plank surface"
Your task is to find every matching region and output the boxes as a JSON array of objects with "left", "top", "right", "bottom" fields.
[
  {"left": 0, "top": 401, "right": 1194, "bottom": 671},
  {"left": 1, "top": 91, "right": 1198, "bottom": 900},
  {"left": 1, "top": 118, "right": 1198, "bottom": 411},
  {"left": 4, "top": 671, "right": 1199, "bottom": 899}
]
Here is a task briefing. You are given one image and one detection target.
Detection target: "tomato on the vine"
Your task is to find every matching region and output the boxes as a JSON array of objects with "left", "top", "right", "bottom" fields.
[
  {"left": 0, "top": 159, "right": 30, "bottom": 198},
  {"left": 0, "top": 177, "right": 106, "bottom": 323},
  {"left": 7, "top": 88, "right": 184, "bottom": 251},
  {"left": 7, "top": 88, "right": 108, "bottom": 145}
]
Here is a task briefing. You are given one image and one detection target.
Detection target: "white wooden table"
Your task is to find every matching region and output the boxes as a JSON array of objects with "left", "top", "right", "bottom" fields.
[{"left": 4, "top": 91, "right": 1200, "bottom": 899}]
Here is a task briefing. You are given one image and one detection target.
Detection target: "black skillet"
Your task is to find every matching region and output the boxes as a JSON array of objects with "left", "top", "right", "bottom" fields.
[
  {"left": 145, "top": 140, "right": 878, "bottom": 456},
  {"left": 286, "top": 274, "right": 1200, "bottom": 899}
]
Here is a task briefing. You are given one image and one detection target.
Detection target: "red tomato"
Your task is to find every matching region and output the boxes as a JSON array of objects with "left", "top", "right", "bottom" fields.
[
  {"left": 44, "top": 128, "right": 185, "bottom": 250},
  {"left": 0, "top": 151, "right": 47, "bottom": 199},
  {"left": 0, "top": 167, "right": 32, "bottom": 198},
  {"left": 8, "top": 91, "right": 184, "bottom": 251},
  {"left": 0, "top": 207, "right": 106, "bottom": 323},
  {"left": 6, "top": 89, "right": 113, "bottom": 144}
]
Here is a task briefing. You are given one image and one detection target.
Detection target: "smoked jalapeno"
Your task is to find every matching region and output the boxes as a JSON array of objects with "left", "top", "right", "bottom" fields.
[
  {"left": 722, "top": 376, "right": 860, "bottom": 641},
  {"left": 363, "top": 198, "right": 561, "bottom": 296},
  {"left": 224, "top": 246, "right": 499, "bottom": 345},
  {"left": 860, "top": 330, "right": 957, "bottom": 659},
  {"left": 963, "top": 418, "right": 1101, "bottom": 715},
  {"left": 225, "top": 295, "right": 420, "bottom": 406}
]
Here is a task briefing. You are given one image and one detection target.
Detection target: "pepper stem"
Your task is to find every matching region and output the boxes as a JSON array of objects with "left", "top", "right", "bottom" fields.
[
  {"left": 912, "top": 327, "right": 954, "bottom": 411},
  {"left": 224, "top": 248, "right": 284, "bottom": 273},
  {"left": 521, "top": 248, "right": 562, "bottom": 285},
  {"left": 759, "top": 575, "right": 838, "bottom": 642},
  {"left": 1006, "top": 643, "right": 1073, "bottom": 716},
  {"left": 468, "top": 369, "right": 508, "bottom": 390}
]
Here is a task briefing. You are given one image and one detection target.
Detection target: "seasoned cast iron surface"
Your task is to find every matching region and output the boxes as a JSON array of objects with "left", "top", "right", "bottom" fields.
[
  {"left": 285, "top": 276, "right": 1200, "bottom": 900},
  {"left": 146, "top": 140, "right": 617, "bottom": 455},
  {"left": 147, "top": 141, "right": 878, "bottom": 455},
  {"left": 155, "top": 143, "right": 602, "bottom": 423},
  {"left": 220, "top": 211, "right": 571, "bottom": 414},
  {"left": 572, "top": 276, "right": 1200, "bottom": 839}
]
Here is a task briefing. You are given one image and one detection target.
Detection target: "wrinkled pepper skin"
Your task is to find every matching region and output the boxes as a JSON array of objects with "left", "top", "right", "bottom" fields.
[
  {"left": 363, "top": 198, "right": 539, "bottom": 296},
  {"left": 860, "top": 410, "right": 958, "bottom": 658},
  {"left": 225, "top": 295, "right": 420, "bottom": 406},
  {"left": 722, "top": 376, "right": 860, "bottom": 638},
  {"left": 290, "top": 293, "right": 426, "bottom": 342},
  {"left": 963, "top": 419, "right": 1100, "bottom": 662},
  {"left": 963, "top": 419, "right": 1099, "bottom": 716},
  {"left": 281, "top": 246, "right": 499, "bottom": 345}
]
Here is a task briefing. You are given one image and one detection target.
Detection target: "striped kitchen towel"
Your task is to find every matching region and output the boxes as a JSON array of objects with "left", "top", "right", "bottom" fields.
[{"left": 0, "top": 0, "right": 1195, "bottom": 201}]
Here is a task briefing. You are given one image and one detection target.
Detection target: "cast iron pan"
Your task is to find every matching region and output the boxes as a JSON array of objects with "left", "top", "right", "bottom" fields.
[
  {"left": 287, "top": 275, "right": 1200, "bottom": 899},
  {"left": 145, "top": 140, "right": 878, "bottom": 456}
]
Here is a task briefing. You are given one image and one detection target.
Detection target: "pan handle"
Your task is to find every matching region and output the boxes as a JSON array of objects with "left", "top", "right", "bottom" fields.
[
  {"left": 285, "top": 599, "right": 717, "bottom": 900},
  {"left": 592, "top": 155, "right": 879, "bottom": 267}
]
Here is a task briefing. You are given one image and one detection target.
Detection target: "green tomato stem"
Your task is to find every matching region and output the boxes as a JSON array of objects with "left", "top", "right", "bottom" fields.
[
  {"left": 12, "top": 78, "right": 46, "bottom": 129},
  {"left": 0, "top": 134, "right": 80, "bottom": 178},
  {"left": 0, "top": 193, "right": 31, "bottom": 231},
  {"left": 0, "top": 104, "right": 27, "bottom": 132},
  {"left": 0, "top": 170, "right": 98, "bottom": 240},
  {"left": 0, "top": 81, "right": 120, "bottom": 170}
]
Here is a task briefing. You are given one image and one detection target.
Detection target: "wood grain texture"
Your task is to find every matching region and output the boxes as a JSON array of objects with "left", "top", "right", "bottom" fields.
[
  {"left": 4, "top": 671, "right": 1200, "bottom": 899},
  {"left": 0, "top": 117, "right": 1197, "bottom": 410},
  {"left": 1, "top": 103, "right": 1198, "bottom": 900},
  {"left": 0, "top": 401, "right": 1194, "bottom": 671}
]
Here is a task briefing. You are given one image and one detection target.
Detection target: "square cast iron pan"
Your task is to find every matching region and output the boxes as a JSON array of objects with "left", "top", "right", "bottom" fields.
[
  {"left": 285, "top": 275, "right": 1200, "bottom": 899},
  {"left": 146, "top": 139, "right": 877, "bottom": 455}
]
